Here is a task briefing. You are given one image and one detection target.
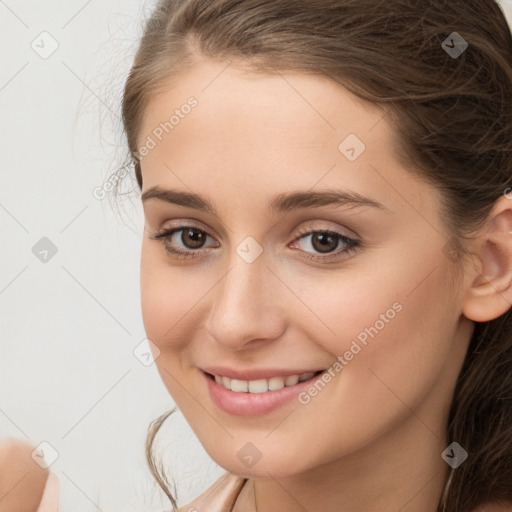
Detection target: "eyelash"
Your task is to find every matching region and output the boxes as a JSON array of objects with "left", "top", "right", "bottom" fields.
[{"left": 148, "top": 225, "right": 362, "bottom": 263}]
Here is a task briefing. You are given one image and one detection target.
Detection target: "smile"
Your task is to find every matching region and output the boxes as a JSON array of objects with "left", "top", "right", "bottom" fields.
[{"left": 202, "top": 369, "right": 326, "bottom": 416}]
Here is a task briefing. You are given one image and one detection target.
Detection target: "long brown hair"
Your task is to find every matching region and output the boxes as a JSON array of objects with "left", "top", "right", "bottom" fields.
[{"left": 121, "top": 1, "right": 512, "bottom": 510}]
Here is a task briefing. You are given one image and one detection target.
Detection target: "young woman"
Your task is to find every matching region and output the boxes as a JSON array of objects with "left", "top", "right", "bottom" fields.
[{"left": 40, "top": 0, "right": 512, "bottom": 511}]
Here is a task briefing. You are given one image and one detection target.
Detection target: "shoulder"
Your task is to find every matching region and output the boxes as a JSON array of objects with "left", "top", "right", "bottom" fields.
[{"left": 176, "top": 471, "right": 248, "bottom": 512}]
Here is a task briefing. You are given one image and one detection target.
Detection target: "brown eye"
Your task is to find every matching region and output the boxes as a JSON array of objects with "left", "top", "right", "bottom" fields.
[
  {"left": 291, "top": 228, "right": 362, "bottom": 263},
  {"left": 181, "top": 228, "right": 207, "bottom": 249},
  {"left": 149, "top": 226, "right": 218, "bottom": 259},
  {"left": 310, "top": 232, "right": 339, "bottom": 253}
]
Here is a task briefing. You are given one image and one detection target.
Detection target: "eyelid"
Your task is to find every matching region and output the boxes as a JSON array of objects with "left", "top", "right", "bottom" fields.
[{"left": 293, "top": 219, "right": 359, "bottom": 239}]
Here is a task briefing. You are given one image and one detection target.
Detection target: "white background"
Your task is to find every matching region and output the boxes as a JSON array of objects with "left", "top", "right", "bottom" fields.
[{"left": 1, "top": 1, "right": 511, "bottom": 511}]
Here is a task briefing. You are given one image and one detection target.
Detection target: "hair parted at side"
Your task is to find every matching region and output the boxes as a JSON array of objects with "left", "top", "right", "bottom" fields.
[{"left": 122, "top": 1, "right": 512, "bottom": 511}]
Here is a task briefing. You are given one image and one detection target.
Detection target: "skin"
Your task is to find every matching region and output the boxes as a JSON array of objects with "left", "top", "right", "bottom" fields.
[
  {"left": 35, "top": 473, "right": 59, "bottom": 512},
  {"left": 136, "top": 57, "right": 512, "bottom": 512},
  {"left": 0, "top": 439, "right": 49, "bottom": 512}
]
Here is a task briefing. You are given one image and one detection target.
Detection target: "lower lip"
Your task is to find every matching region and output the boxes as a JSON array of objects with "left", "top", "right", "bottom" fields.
[{"left": 202, "top": 370, "right": 324, "bottom": 416}]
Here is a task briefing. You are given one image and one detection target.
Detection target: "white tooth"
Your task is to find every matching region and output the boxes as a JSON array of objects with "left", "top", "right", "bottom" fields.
[
  {"left": 230, "top": 379, "right": 248, "bottom": 392},
  {"left": 216, "top": 373, "right": 313, "bottom": 393},
  {"left": 248, "top": 379, "right": 268, "bottom": 393},
  {"left": 285, "top": 374, "right": 300, "bottom": 386},
  {"left": 268, "top": 376, "right": 286, "bottom": 390}
]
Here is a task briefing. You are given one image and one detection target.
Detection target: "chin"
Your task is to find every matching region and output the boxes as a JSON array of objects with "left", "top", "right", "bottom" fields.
[{"left": 214, "top": 449, "right": 312, "bottom": 479}]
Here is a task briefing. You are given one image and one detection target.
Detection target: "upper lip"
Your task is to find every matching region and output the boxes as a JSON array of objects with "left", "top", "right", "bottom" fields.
[{"left": 201, "top": 366, "right": 326, "bottom": 381}]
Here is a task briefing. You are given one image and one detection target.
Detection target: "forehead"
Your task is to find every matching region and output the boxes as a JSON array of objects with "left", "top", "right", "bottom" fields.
[
  {"left": 138, "top": 58, "right": 392, "bottom": 152},
  {"left": 136, "top": 59, "right": 438, "bottom": 220}
]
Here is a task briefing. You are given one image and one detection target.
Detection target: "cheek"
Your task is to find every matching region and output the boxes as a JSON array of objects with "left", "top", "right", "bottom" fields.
[
  {"left": 140, "top": 245, "right": 189, "bottom": 349},
  {"left": 269, "top": 263, "right": 458, "bottom": 467},
  {"left": 303, "top": 234, "right": 457, "bottom": 376},
  {"left": 139, "top": 248, "right": 204, "bottom": 400},
  {"left": 289, "top": 263, "right": 408, "bottom": 358},
  {"left": 140, "top": 244, "right": 217, "bottom": 352},
  {"left": 296, "top": 258, "right": 456, "bottom": 416}
]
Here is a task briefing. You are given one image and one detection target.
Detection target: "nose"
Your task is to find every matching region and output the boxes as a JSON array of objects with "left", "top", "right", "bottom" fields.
[{"left": 205, "top": 250, "right": 287, "bottom": 351}]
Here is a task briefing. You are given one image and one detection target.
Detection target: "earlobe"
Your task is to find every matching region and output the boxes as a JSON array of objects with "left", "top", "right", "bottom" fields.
[{"left": 461, "top": 197, "right": 512, "bottom": 323}]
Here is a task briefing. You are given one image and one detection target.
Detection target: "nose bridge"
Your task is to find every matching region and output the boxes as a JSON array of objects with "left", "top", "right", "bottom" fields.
[{"left": 206, "top": 244, "right": 285, "bottom": 349}]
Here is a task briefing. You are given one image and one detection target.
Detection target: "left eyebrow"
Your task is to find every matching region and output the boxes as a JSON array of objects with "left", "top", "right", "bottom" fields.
[
  {"left": 269, "top": 189, "right": 388, "bottom": 213},
  {"left": 141, "top": 186, "right": 388, "bottom": 214}
]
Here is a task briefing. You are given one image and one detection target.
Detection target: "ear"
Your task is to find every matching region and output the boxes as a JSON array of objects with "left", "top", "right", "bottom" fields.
[{"left": 462, "top": 194, "right": 512, "bottom": 322}]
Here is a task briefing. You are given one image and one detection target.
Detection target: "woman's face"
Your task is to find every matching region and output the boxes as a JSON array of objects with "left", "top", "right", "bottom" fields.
[{"left": 138, "top": 58, "right": 474, "bottom": 478}]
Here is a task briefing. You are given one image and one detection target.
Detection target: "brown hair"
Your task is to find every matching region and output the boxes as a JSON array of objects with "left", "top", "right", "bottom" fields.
[{"left": 121, "top": 1, "right": 512, "bottom": 510}]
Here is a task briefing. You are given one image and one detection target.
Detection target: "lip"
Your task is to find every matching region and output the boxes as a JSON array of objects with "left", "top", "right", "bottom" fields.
[
  {"left": 201, "top": 366, "right": 326, "bottom": 381},
  {"left": 201, "top": 369, "right": 325, "bottom": 416}
]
